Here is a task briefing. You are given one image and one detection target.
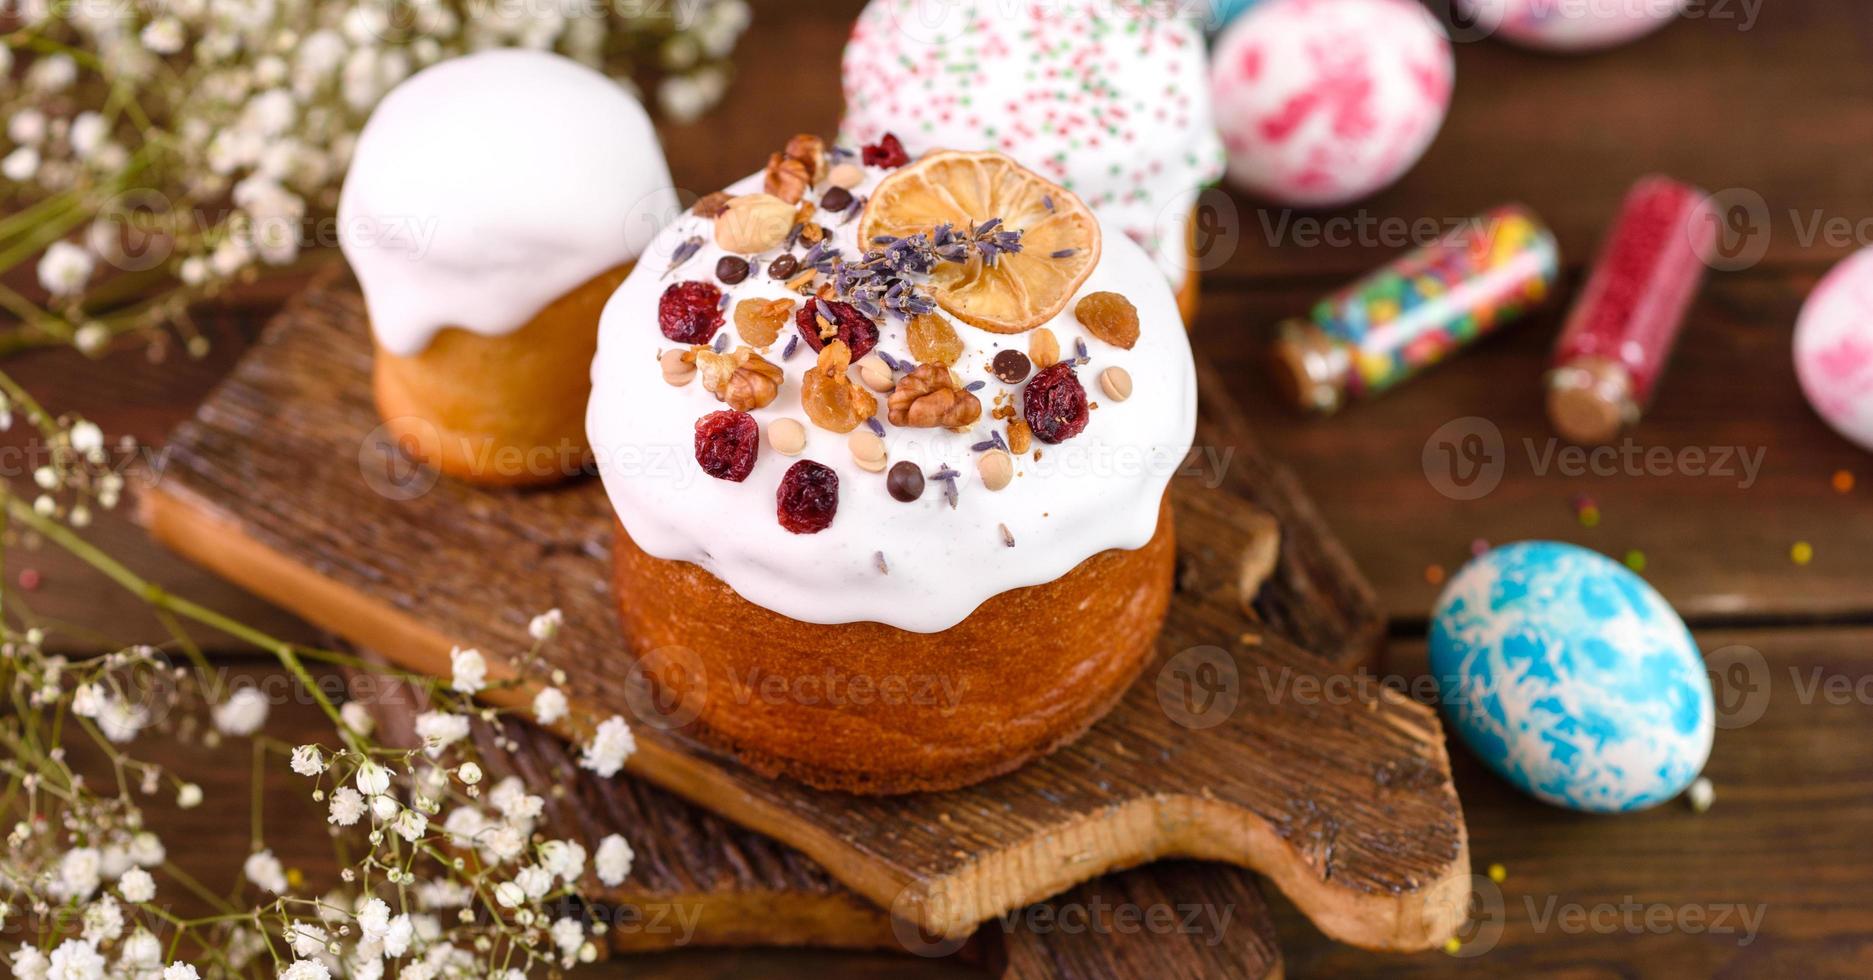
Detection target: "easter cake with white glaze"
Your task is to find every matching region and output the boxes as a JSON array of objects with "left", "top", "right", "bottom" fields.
[{"left": 588, "top": 135, "right": 1196, "bottom": 793}]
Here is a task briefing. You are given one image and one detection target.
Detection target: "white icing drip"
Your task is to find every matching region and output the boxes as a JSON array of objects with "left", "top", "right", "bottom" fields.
[
  {"left": 587, "top": 167, "right": 1197, "bottom": 633},
  {"left": 838, "top": 0, "right": 1225, "bottom": 290},
  {"left": 339, "top": 50, "right": 677, "bottom": 357}
]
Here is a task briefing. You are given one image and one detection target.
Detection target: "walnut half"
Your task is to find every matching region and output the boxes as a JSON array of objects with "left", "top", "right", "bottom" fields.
[
  {"left": 888, "top": 364, "right": 982, "bottom": 429},
  {"left": 696, "top": 346, "right": 783, "bottom": 412}
]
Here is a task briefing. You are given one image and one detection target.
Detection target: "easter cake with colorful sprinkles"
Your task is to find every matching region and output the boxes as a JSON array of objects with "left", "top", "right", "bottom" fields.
[{"left": 587, "top": 135, "right": 1197, "bottom": 794}]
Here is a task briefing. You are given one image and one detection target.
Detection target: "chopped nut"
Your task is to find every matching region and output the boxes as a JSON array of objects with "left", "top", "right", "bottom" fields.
[
  {"left": 768, "top": 418, "right": 807, "bottom": 456},
  {"left": 1029, "top": 328, "right": 1061, "bottom": 369},
  {"left": 1006, "top": 419, "right": 1033, "bottom": 455},
  {"left": 715, "top": 194, "right": 795, "bottom": 254},
  {"left": 697, "top": 346, "right": 784, "bottom": 411},
  {"left": 786, "top": 269, "right": 820, "bottom": 294},
  {"left": 827, "top": 162, "right": 865, "bottom": 189},
  {"left": 801, "top": 340, "right": 878, "bottom": 433},
  {"left": 692, "top": 191, "right": 731, "bottom": 219},
  {"left": 734, "top": 297, "right": 795, "bottom": 347},
  {"left": 1075, "top": 291, "right": 1140, "bottom": 349},
  {"left": 888, "top": 363, "right": 983, "bottom": 428},
  {"left": 764, "top": 152, "right": 812, "bottom": 204},
  {"left": 908, "top": 313, "right": 964, "bottom": 367},
  {"left": 1099, "top": 365, "right": 1133, "bottom": 402},
  {"left": 784, "top": 134, "right": 829, "bottom": 183},
  {"left": 977, "top": 449, "right": 1013, "bottom": 491},
  {"left": 1237, "top": 508, "right": 1282, "bottom": 613},
  {"left": 660, "top": 348, "right": 697, "bottom": 387},
  {"left": 856, "top": 352, "right": 895, "bottom": 392},
  {"left": 847, "top": 429, "right": 887, "bottom": 472}
]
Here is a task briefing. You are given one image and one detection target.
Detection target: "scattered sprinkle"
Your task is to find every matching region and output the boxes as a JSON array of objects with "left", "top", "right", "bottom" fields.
[
  {"left": 1424, "top": 564, "right": 1445, "bottom": 586},
  {"left": 1577, "top": 505, "right": 1601, "bottom": 528},
  {"left": 1624, "top": 549, "right": 1646, "bottom": 573},
  {"left": 1791, "top": 540, "right": 1814, "bottom": 565},
  {"left": 1470, "top": 538, "right": 1491, "bottom": 557},
  {"left": 874, "top": 551, "right": 889, "bottom": 575},
  {"left": 999, "top": 523, "right": 1015, "bottom": 547},
  {"left": 1487, "top": 863, "right": 1506, "bottom": 884},
  {"left": 1442, "top": 937, "right": 1462, "bottom": 956},
  {"left": 18, "top": 568, "right": 40, "bottom": 591},
  {"left": 1686, "top": 776, "right": 1714, "bottom": 813},
  {"left": 1833, "top": 469, "right": 1855, "bottom": 493}
]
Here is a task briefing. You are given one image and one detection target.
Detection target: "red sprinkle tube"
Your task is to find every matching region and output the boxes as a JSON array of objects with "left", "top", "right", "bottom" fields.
[{"left": 1546, "top": 176, "right": 1715, "bottom": 444}]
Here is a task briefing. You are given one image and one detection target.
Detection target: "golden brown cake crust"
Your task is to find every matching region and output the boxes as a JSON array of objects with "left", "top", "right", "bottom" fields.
[
  {"left": 610, "top": 495, "right": 1176, "bottom": 795},
  {"left": 371, "top": 263, "right": 630, "bottom": 486}
]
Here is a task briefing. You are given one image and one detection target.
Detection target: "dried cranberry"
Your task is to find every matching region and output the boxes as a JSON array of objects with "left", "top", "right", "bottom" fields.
[
  {"left": 1022, "top": 363, "right": 1089, "bottom": 444},
  {"left": 660, "top": 281, "right": 724, "bottom": 344},
  {"left": 777, "top": 459, "right": 839, "bottom": 533},
  {"left": 862, "top": 133, "right": 909, "bottom": 168},
  {"left": 694, "top": 410, "right": 759, "bottom": 482},
  {"left": 795, "top": 299, "right": 879, "bottom": 360}
]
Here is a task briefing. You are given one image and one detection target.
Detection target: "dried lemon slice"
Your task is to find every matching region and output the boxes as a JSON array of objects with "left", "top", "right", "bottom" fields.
[{"left": 859, "top": 150, "right": 1101, "bottom": 334}]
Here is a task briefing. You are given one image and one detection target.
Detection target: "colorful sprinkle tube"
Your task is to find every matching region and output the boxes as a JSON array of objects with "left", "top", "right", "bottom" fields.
[
  {"left": 1546, "top": 177, "right": 1714, "bottom": 444},
  {"left": 1270, "top": 205, "right": 1561, "bottom": 413}
]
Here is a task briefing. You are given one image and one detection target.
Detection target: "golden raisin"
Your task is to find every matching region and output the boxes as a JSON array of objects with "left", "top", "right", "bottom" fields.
[
  {"left": 1075, "top": 291, "right": 1140, "bottom": 350},
  {"left": 907, "top": 313, "right": 965, "bottom": 367},
  {"left": 801, "top": 341, "right": 877, "bottom": 433},
  {"left": 1006, "top": 419, "right": 1033, "bottom": 455},
  {"left": 734, "top": 297, "right": 795, "bottom": 347}
]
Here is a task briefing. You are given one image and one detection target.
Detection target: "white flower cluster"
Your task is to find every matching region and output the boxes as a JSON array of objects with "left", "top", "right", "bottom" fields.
[
  {"left": 1, "top": 0, "right": 752, "bottom": 354},
  {"left": 3, "top": 600, "right": 624, "bottom": 977}
]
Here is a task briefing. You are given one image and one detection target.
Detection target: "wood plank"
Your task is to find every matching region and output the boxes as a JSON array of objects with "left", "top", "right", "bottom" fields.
[
  {"left": 1275, "top": 625, "right": 1873, "bottom": 977},
  {"left": 1207, "top": 272, "right": 1873, "bottom": 625},
  {"left": 135, "top": 276, "right": 1465, "bottom": 951}
]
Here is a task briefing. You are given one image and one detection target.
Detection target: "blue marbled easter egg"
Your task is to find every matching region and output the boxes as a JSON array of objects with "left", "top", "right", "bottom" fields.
[{"left": 1429, "top": 541, "right": 1713, "bottom": 813}]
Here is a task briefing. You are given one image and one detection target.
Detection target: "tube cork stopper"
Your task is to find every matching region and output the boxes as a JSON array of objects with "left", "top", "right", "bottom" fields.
[
  {"left": 1547, "top": 357, "right": 1634, "bottom": 445},
  {"left": 1268, "top": 320, "right": 1347, "bottom": 414}
]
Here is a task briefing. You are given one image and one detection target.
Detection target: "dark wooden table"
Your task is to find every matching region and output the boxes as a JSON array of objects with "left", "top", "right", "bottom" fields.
[{"left": 12, "top": 1, "right": 1873, "bottom": 975}]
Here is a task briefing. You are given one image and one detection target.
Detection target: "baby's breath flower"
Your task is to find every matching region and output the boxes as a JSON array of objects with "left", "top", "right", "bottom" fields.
[
  {"left": 290, "top": 744, "right": 326, "bottom": 776},
  {"left": 36, "top": 241, "right": 93, "bottom": 296},
  {"left": 595, "top": 834, "right": 633, "bottom": 887},
  {"left": 392, "top": 809, "right": 427, "bottom": 842},
  {"left": 243, "top": 849, "right": 288, "bottom": 893},
  {"left": 578, "top": 715, "right": 636, "bottom": 778},
  {"left": 532, "top": 686, "right": 568, "bottom": 726},
  {"left": 413, "top": 710, "right": 470, "bottom": 757},
  {"left": 7, "top": 109, "right": 47, "bottom": 146},
  {"left": 528, "top": 608, "right": 563, "bottom": 641},
  {"left": 456, "top": 761, "right": 482, "bottom": 785},
  {"left": 212, "top": 686, "right": 270, "bottom": 735},
  {"left": 177, "top": 783, "right": 203, "bottom": 809},
  {"left": 449, "top": 647, "right": 487, "bottom": 694},
  {"left": 493, "top": 881, "right": 526, "bottom": 909},
  {"left": 69, "top": 113, "right": 108, "bottom": 160},
  {"left": 0, "top": 146, "right": 38, "bottom": 183},
  {"left": 340, "top": 700, "right": 376, "bottom": 737},
  {"left": 355, "top": 761, "right": 391, "bottom": 796},
  {"left": 162, "top": 964, "right": 199, "bottom": 980},
  {"left": 279, "top": 960, "right": 331, "bottom": 980},
  {"left": 119, "top": 867, "right": 156, "bottom": 903},
  {"left": 327, "top": 786, "right": 365, "bottom": 826},
  {"left": 25, "top": 54, "right": 76, "bottom": 92},
  {"left": 45, "top": 939, "right": 104, "bottom": 979},
  {"left": 140, "top": 16, "right": 187, "bottom": 55}
]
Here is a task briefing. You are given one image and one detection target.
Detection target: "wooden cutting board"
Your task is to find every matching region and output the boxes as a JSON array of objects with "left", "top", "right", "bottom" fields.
[
  {"left": 354, "top": 655, "right": 1281, "bottom": 976},
  {"left": 137, "top": 274, "right": 1464, "bottom": 950}
]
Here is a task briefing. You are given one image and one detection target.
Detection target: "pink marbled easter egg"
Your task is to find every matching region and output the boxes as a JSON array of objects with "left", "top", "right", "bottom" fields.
[
  {"left": 1796, "top": 247, "right": 1873, "bottom": 453},
  {"left": 1458, "top": 0, "right": 1687, "bottom": 53},
  {"left": 1210, "top": 0, "right": 1452, "bottom": 207}
]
